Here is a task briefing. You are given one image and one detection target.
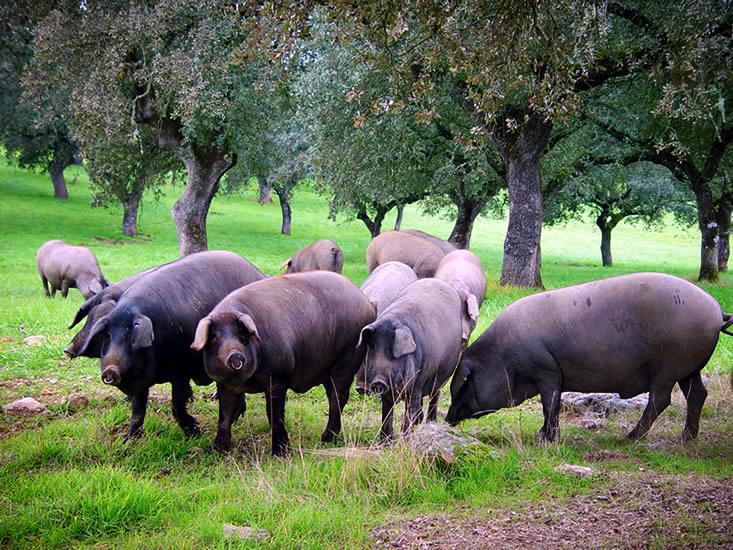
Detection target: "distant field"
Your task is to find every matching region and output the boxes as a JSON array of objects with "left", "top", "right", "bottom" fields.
[{"left": 1, "top": 162, "right": 731, "bottom": 548}]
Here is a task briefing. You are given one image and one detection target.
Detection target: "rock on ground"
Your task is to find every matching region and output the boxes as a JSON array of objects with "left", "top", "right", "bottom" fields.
[
  {"left": 222, "top": 524, "right": 270, "bottom": 542},
  {"left": 407, "top": 422, "right": 485, "bottom": 463},
  {"left": 22, "top": 335, "right": 46, "bottom": 346},
  {"left": 561, "top": 392, "right": 648, "bottom": 415},
  {"left": 554, "top": 464, "right": 594, "bottom": 477},
  {"left": 3, "top": 397, "right": 45, "bottom": 414}
]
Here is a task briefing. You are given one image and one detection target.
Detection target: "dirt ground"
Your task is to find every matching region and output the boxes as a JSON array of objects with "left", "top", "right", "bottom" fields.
[{"left": 373, "top": 472, "right": 733, "bottom": 548}]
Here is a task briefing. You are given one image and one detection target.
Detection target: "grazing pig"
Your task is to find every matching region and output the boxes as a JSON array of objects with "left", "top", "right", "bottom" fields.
[
  {"left": 355, "top": 261, "right": 418, "bottom": 394},
  {"left": 357, "top": 279, "right": 463, "bottom": 440},
  {"left": 283, "top": 239, "right": 344, "bottom": 273},
  {"left": 446, "top": 273, "right": 731, "bottom": 442},
  {"left": 401, "top": 229, "right": 456, "bottom": 254},
  {"left": 64, "top": 266, "right": 160, "bottom": 358},
  {"left": 435, "top": 250, "right": 487, "bottom": 342},
  {"left": 191, "top": 271, "right": 376, "bottom": 455},
  {"left": 72, "top": 251, "right": 264, "bottom": 440},
  {"left": 366, "top": 231, "right": 445, "bottom": 279},
  {"left": 36, "top": 240, "right": 109, "bottom": 299}
]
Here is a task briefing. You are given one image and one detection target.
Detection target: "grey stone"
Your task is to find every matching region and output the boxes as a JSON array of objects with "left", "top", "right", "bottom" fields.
[
  {"left": 561, "top": 392, "right": 648, "bottom": 415},
  {"left": 554, "top": 463, "right": 593, "bottom": 477},
  {"left": 23, "top": 335, "right": 46, "bottom": 346},
  {"left": 3, "top": 397, "right": 45, "bottom": 414},
  {"left": 407, "top": 422, "right": 485, "bottom": 463},
  {"left": 222, "top": 524, "right": 270, "bottom": 542}
]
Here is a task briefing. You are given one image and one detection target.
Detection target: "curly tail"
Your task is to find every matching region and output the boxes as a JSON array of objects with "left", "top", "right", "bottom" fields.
[{"left": 721, "top": 313, "right": 733, "bottom": 336}]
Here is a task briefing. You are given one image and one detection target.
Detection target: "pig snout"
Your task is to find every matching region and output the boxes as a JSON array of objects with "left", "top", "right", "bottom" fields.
[
  {"left": 369, "top": 377, "right": 389, "bottom": 396},
  {"left": 63, "top": 345, "right": 76, "bottom": 358},
  {"left": 226, "top": 351, "right": 246, "bottom": 371},
  {"left": 101, "top": 366, "right": 121, "bottom": 386}
]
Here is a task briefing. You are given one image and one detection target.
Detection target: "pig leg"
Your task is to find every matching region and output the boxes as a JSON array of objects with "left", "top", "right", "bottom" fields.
[
  {"left": 212, "top": 384, "right": 244, "bottom": 451},
  {"left": 402, "top": 391, "right": 424, "bottom": 435},
  {"left": 321, "top": 376, "right": 350, "bottom": 443},
  {"left": 379, "top": 395, "right": 395, "bottom": 442},
  {"left": 171, "top": 379, "right": 201, "bottom": 436},
  {"left": 124, "top": 389, "right": 149, "bottom": 441},
  {"left": 269, "top": 382, "right": 290, "bottom": 456},
  {"left": 627, "top": 385, "right": 672, "bottom": 440},
  {"left": 677, "top": 372, "right": 707, "bottom": 441},
  {"left": 426, "top": 391, "right": 440, "bottom": 422},
  {"left": 538, "top": 382, "right": 562, "bottom": 442},
  {"left": 41, "top": 275, "right": 51, "bottom": 297},
  {"left": 60, "top": 279, "right": 70, "bottom": 298}
]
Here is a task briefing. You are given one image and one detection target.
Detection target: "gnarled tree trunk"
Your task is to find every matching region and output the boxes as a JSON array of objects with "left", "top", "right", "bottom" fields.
[
  {"left": 277, "top": 189, "right": 292, "bottom": 235},
  {"left": 716, "top": 197, "right": 731, "bottom": 272},
  {"left": 122, "top": 176, "right": 145, "bottom": 237},
  {"left": 694, "top": 183, "right": 719, "bottom": 282},
  {"left": 393, "top": 204, "right": 404, "bottom": 231},
  {"left": 498, "top": 113, "right": 551, "bottom": 287},
  {"left": 257, "top": 175, "right": 273, "bottom": 204},
  {"left": 357, "top": 204, "right": 389, "bottom": 238},
  {"left": 49, "top": 162, "right": 68, "bottom": 199},
  {"left": 449, "top": 195, "right": 484, "bottom": 249}
]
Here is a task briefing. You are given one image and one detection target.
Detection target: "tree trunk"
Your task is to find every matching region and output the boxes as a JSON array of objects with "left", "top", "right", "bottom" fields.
[
  {"left": 694, "top": 184, "right": 719, "bottom": 282},
  {"left": 498, "top": 114, "right": 551, "bottom": 287},
  {"left": 49, "top": 163, "right": 68, "bottom": 199},
  {"left": 599, "top": 224, "right": 613, "bottom": 267},
  {"left": 257, "top": 175, "right": 273, "bottom": 204},
  {"left": 393, "top": 204, "right": 404, "bottom": 231},
  {"left": 277, "top": 190, "right": 292, "bottom": 235},
  {"left": 449, "top": 196, "right": 483, "bottom": 249},
  {"left": 716, "top": 200, "right": 731, "bottom": 272},
  {"left": 357, "top": 205, "right": 388, "bottom": 238},
  {"left": 122, "top": 177, "right": 145, "bottom": 237},
  {"left": 156, "top": 120, "right": 235, "bottom": 256}
]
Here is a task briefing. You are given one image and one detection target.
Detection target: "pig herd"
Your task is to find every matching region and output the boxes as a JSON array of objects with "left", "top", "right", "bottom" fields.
[{"left": 37, "top": 232, "right": 731, "bottom": 456}]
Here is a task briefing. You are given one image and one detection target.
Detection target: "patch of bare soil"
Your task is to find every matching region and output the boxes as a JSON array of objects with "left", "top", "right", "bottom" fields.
[{"left": 372, "top": 472, "right": 733, "bottom": 548}]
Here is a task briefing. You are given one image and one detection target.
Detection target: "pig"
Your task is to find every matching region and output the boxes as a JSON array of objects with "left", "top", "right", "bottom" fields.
[
  {"left": 191, "top": 271, "right": 376, "bottom": 455},
  {"left": 401, "top": 229, "right": 456, "bottom": 254},
  {"left": 355, "top": 261, "right": 418, "bottom": 394},
  {"left": 446, "top": 273, "right": 732, "bottom": 442},
  {"left": 357, "top": 278, "right": 463, "bottom": 440},
  {"left": 72, "top": 250, "right": 265, "bottom": 440},
  {"left": 64, "top": 266, "right": 160, "bottom": 358},
  {"left": 283, "top": 239, "right": 344, "bottom": 273},
  {"left": 434, "top": 250, "right": 487, "bottom": 342},
  {"left": 366, "top": 231, "right": 445, "bottom": 279},
  {"left": 36, "top": 240, "right": 109, "bottom": 299}
]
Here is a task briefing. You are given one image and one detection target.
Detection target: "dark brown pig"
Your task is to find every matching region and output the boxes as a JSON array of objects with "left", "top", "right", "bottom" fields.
[
  {"left": 366, "top": 231, "right": 445, "bottom": 279},
  {"left": 191, "top": 271, "right": 376, "bottom": 455},
  {"left": 283, "top": 239, "right": 344, "bottom": 273},
  {"left": 446, "top": 273, "right": 731, "bottom": 442},
  {"left": 357, "top": 278, "right": 463, "bottom": 440},
  {"left": 36, "top": 240, "right": 108, "bottom": 299},
  {"left": 72, "top": 251, "right": 264, "bottom": 440},
  {"left": 355, "top": 261, "right": 418, "bottom": 394},
  {"left": 401, "top": 229, "right": 456, "bottom": 254},
  {"left": 64, "top": 266, "right": 160, "bottom": 358},
  {"left": 435, "top": 250, "right": 487, "bottom": 342}
]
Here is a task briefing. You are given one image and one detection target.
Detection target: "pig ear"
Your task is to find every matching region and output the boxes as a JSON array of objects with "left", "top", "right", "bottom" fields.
[
  {"left": 131, "top": 315, "right": 154, "bottom": 350},
  {"left": 281, "top": 259, "right": 292, "bottom": 272},
  {"left": 392, "top": 326, "right": 416, "bottom": 358},
  {"left": 356, "top": 324, "right": 375, "bottom": 348},
  {"left": 465, "top": 293, "right": 480, "bottom": 321},
  {"left": 74, "top": 314, "right": 110, "bottom": 357},
  {"left": 237, "top": 313, "right": 261, "bottom": 342},
  {"left": 69, "top": 295, "right": 98, "bottom": 329},
  {"left": 191, "top": 317, "right": 212, "bottom": 351},
  {"left": 88, "top": 280, "right": 103, "bottom": 295},
  {"left": 451, "top": 361, "right": 474, "bottom": 394}
]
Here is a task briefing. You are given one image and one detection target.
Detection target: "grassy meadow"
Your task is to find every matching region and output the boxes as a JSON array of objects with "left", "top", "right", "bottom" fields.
[{"left": 0, "top": 161, "right": 731, "bottom": 548}]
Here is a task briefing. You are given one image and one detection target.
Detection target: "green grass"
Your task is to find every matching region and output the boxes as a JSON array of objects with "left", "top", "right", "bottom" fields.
[{"left": 1, "top": 162, "right": 732, "bottom": 548}]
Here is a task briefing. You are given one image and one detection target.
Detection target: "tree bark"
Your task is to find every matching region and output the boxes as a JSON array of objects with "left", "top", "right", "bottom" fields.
[
  {"left": 122, "top": 176, "right": 145, "bottom": 237},
  {"left": 497, "top": 113, "right": 551, "bottom": 287},
  {"left": 598, "top": 222, "right": 613, "bottom": 267},
  {"left": 716, "top": 198, "right": 731, "bottom": 272},
  {"left": 49, "top": 163, "right": 68, "bottom": 199},
  {"left": 694, "top": 184, "right": 719, "bottom": 282},
  {"left": 257, "top": 175, "right": 273, "bottom": 204},
  {"left": 277, "top": 189, "right": 292, "bottom": 235},
  {"left": 449, "top": 196, "right": 483, "bottom": 249},
  {"left": 393, "top": 204, "right": 404, "bottom": 231},
  {"left": 156, "top": 119, "right": 235, "bottom": 256},
  {"left": 357, "top": 205, "right": 388, "bottom": 238}
]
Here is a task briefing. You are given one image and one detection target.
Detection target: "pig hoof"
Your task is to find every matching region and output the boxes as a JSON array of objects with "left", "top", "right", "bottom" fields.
[
  {"left": 272, "top": 442, "right": 290, "bottom": 457},
  {"left": 183, "top": 423, "right": 202, "bottom": 437},
  {"left": 320, "top": 431, "right": 339, "bottom": 444},
  {"left": 211, "top": 439, "right": 231, "bottom": 453},
  {"left": 123, "top": 429, "right": 143, "bottom": 442}
]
